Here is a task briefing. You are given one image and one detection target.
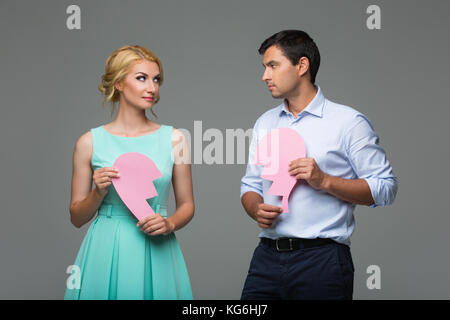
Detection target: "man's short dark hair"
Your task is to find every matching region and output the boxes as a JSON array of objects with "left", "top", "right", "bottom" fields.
[{"left": 258, "top": 30, "right": 321, "bottom": 84}]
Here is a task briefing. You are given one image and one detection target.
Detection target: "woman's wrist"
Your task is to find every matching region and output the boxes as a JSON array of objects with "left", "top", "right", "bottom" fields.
[{"left": 165, "top": 217, "right": 176, "bottom": 233}]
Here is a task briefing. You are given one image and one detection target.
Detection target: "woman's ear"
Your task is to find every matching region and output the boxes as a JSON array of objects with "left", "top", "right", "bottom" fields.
[{"left": 115, "top": 80, "right": 123, "bottom": 92}]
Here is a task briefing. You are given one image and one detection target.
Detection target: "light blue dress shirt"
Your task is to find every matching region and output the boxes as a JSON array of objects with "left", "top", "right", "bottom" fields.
[{"left": 240, "top": 86, "right": 398, "bottom": 246}]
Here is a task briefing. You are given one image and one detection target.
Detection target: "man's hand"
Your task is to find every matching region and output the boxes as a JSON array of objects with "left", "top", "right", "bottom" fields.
[
  {"left": 288, "top": 157, "right": 329, "bottom": 190},
  {"left": 255, "top": 203, "right": 283, "bottom": 229}
]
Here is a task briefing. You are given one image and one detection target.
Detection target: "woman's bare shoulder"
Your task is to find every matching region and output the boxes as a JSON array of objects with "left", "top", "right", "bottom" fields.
[
  {"left": 171, "top": 127, "right": 187, "bottom": 143},
  {"left": 171, "top": 128, "right": 191, "bottom": 165},
  {"left": 73, "top": 130, "right": 93, "bottom": 160}
]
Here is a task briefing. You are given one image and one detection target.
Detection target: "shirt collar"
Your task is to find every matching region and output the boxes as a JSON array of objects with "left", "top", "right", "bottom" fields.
[{"left": 279, "top": 85, "right": 325, "bottom": 118}]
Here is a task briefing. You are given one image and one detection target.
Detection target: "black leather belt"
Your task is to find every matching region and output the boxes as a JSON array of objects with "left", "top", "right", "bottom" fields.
[{"left": 261, "top": 237, "right": 336, "bottom": 252}]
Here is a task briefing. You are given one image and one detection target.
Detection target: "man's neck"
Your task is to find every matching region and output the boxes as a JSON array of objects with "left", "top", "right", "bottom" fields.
[{"left": 285, "top": 83, "right": 318, "bottom": 118}]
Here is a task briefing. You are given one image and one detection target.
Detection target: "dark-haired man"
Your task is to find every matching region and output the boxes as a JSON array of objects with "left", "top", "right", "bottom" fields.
[{"left": 240, "top": 30, "right": 398, "bottom": 300}]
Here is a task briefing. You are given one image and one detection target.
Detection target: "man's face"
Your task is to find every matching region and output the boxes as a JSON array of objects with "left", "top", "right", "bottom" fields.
[{"left": 261, "top": 45, "right": 300, "bottom": 99}]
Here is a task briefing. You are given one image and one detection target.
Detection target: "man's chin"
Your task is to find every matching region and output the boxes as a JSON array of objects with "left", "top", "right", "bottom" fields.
[{"left": 271, "top": 93, "right": 283, "bottom": 99}]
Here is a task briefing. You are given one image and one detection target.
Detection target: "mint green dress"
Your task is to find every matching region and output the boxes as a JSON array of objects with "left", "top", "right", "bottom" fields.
[{"left": 64, "top": 125, "right": 193, "bottom": 300}]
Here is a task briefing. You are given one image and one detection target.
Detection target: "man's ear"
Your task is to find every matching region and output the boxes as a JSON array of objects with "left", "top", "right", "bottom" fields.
[{"left": 296, "top": 56, "right": 310, "bottom": 78}]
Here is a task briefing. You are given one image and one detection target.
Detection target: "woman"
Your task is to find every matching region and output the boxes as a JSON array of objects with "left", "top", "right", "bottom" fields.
[{"left": 65, "top": 45, "right": 194, "bottom": 300}]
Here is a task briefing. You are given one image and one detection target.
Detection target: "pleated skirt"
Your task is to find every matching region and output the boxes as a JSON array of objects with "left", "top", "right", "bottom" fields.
[{"left": 64, "top": 205, "right": 193, "bottom": 300}]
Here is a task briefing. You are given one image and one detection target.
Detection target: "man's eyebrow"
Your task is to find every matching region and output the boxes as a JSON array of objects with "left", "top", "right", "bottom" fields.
[{"left": 262, "top": 60, "right": 277, "bottom": 66}]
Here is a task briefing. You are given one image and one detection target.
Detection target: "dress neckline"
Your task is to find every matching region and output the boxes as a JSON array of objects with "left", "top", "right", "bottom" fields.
[{"left": 101, "top": 124, "right": 163, "bottom": 139}]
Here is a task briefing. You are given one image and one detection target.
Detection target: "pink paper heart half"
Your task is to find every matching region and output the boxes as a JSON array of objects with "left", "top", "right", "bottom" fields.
[
  {"left": 255, "top": 128, "right": 306, "bottom": 213},
  {"left": 112, "top": 152, "right": 162, "bottom": 220}
]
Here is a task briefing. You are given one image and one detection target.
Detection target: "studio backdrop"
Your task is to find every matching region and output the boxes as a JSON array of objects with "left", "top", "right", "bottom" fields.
[{"left": 0, "top": 0, "right": 449, "bottom": 299}]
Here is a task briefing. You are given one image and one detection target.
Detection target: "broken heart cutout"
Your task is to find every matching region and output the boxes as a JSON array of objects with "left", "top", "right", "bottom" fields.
[
  {"left": 255, "top": 128, "right": 306, "bottom": 213},
  {"left": 111, "top": 152, "right": 162, "bottom": 220}
]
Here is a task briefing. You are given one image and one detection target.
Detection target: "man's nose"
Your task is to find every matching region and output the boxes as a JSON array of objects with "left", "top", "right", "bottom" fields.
[{"left": 262, "top": 69, "right": 270, "bottom": 82}]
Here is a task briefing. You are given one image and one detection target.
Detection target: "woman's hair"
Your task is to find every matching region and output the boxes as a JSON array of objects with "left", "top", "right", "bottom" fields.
[{"left": 98, "top": 45, "right": 164, "bottom": 117}]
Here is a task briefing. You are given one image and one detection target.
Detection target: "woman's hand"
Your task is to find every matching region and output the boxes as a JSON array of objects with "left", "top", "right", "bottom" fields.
[
  {"left": 137, "top": 214, "right": 175, "bottom": 236},
  {"left": 93, "top": 167, "right": 120, "bottom": 197}
]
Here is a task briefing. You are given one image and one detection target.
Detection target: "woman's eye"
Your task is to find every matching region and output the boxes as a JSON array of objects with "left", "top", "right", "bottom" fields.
[
  {"left": 153, "top": 77, "right": 160, "bottom": 84},
  {"left": 137, "top": 76, "right": 146, "bottom": 81}
]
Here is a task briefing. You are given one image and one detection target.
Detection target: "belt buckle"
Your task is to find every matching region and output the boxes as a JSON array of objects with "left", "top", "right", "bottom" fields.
[{"left": 275, "top": 238, "right": 293, "bottom": 252}]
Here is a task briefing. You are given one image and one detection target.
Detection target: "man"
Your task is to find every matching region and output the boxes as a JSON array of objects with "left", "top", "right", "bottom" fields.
[{"left": 240, "top": 30, "right": 398, "bottom": 300}]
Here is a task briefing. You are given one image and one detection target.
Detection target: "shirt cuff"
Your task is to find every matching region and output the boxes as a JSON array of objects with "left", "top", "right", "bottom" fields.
[
  {"left": 240, "top": 185, "right": 263, "bottom": 200},
  {"left": 364, "top": 177, "right": 398, "bottom": 208}
]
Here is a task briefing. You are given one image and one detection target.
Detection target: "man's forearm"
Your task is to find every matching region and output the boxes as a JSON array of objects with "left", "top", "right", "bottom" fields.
[
  {"left": 321, "top": 174, "right": 374, "bottom": 206},
  {"left": 241, "top": 191, "right": 264, "bottom": 221}
]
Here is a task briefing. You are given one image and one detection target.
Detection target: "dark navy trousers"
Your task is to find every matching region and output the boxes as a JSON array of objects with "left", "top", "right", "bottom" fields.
[{"left": 241, "top": 239, "right": 355, "bottom": 300}]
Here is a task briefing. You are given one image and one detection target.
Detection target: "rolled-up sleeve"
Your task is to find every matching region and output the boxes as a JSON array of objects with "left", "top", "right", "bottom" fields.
[
  {"left": 345, "top": 114, "right": 398, "bottom": 208},
  {"left": 240, "top": 120, "right": 264, "bottom": 199}
]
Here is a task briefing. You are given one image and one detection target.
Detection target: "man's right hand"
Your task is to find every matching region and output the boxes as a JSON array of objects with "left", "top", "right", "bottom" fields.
[{"left": 255, "top": 203, "right": 283, "bottom": 229}]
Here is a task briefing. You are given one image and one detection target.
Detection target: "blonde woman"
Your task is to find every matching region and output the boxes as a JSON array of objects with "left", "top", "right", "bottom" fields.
[{"left": 65, "top": 45, "right": 194, "bottom": 300}]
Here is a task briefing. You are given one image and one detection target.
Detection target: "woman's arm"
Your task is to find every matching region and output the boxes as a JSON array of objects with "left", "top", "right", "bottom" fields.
[
  {"left": 166, "top": 128, "right": 195, "bottom": 231},
  {"left": 69, "top": 131, "right": 119, "bottom": 228},
  {"left": 137, "top": 128, "right": 195, "bottom": 235}
]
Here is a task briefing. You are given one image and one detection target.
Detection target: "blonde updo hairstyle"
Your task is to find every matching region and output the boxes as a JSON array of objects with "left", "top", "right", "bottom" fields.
[{"left": 98, "top": 45, "right": 164, "bottom": 117}]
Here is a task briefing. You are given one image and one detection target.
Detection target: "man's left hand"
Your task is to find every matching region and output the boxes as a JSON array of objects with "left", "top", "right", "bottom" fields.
[{"left": 288, "top": 157, "right": 329, "bottom": 190}]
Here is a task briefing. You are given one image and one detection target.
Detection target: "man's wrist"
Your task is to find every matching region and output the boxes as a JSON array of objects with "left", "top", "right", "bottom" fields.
[
  {"left": 320, "top": 173, "right": 332, "bottom": 191},
  {"left": 242, "top": 191, "right": 263, "bottom": 220},
  {"left": 252, "top": 201, "right": 261, "bottom": 219}
]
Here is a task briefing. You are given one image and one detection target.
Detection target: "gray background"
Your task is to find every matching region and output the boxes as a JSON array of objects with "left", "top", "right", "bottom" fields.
[{"left": 0, "top": 0, "right": 449, "bottom": 299}]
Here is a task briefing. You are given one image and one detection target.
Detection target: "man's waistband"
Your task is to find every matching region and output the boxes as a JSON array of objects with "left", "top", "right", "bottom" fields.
[{"left": 260, "top": 237, "right": 337, "bottom": 252}]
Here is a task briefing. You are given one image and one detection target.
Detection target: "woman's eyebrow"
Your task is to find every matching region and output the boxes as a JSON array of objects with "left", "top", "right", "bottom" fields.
[{"left": 135, "top": 72, "right": 161, "bottom": 78}]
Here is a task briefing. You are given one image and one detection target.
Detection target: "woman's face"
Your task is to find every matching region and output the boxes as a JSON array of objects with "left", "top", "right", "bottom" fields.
[{"left": 115, "top": 59, "right": 161, "bottom": 110}]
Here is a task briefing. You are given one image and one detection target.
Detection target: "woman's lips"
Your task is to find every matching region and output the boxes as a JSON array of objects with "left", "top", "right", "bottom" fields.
[{"left": 143, "top": 97, "right": 154, "bottom": 101}]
